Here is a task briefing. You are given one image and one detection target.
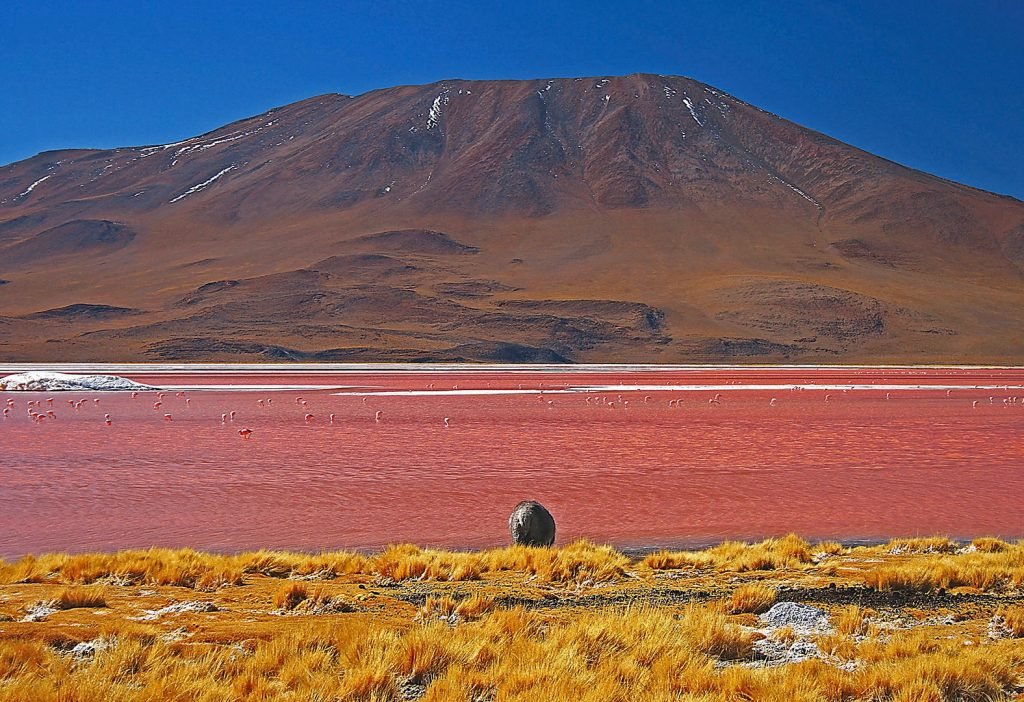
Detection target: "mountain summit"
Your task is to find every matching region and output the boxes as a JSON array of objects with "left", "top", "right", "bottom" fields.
[{"left": 2, "top": 74, "right": 1023, "bottom": 362}]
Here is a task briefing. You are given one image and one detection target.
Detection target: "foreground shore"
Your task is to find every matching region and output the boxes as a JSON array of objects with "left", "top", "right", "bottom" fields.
[{"left": 1, "top": 536, "right": 1023, "bottom": 701}]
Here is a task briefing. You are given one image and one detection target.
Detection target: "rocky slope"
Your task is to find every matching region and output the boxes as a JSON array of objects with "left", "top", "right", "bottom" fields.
[{"left": 1, "top": 73, "right": 1023, "bottom": 362}]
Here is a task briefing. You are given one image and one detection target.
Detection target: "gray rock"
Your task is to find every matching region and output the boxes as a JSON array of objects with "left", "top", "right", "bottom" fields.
[
  {"left": 509, "top": 500, "right": 556, "bottom": 546},
  {"left": 759, "top": 602, "right": 831, "bottom": 634}
]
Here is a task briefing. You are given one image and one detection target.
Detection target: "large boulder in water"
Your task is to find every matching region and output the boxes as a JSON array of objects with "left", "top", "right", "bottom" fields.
[
  {"left": 509, "top": 500, "right": 556, "bottom": 546},
  {"left": 0, "top": 371, "right": 155, "bottom": 392}
]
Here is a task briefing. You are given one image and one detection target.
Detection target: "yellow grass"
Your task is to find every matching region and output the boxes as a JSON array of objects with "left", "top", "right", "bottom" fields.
[
  {"left": 728, "top": 582, "right": 777, "bottom": 614},
  {"left": 644, "top": 533, "right": 815, "bottom": 572},
  {"left": 861, "top": 546, "right": 1024, "bottom": 592},
  {"left": 272, "top": 581, "right": 309, "bottom": 610},
  {"left": 2, "top": 538, "right": 1024, "bottom": 700},
  {"left": 53, "top": 586, "right": 108, "bottom": 610},
  {"left": 995, "top": 605, "right": 1024, "bottom": 637}
]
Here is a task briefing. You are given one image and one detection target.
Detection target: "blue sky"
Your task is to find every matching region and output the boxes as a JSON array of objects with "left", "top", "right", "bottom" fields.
[{"left": 3, "top": 1, "right": 1022, "bottom": 198}]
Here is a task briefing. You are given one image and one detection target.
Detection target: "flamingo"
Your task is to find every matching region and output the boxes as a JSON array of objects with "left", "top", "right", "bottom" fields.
[
  {"left": 257, "top": 399, "right": 264, "bottom": 407},
  {"left": 770, "top": 398, "right": 778, "bottom": 406},
  {"left": 305, "top": 413, "right": 315, "bottom": 422},
  {"left": 157, "top": 392, "right": 166, "bottom": 399},
  {"left": 238, "top": 428, "right": 253, "bottom": 439},
  {"left": 46, "top": 410, "right": 56, "bottom": 419},
  {"left": 163, "top": 414, "right": 173, "bottom": 421},
  {"left": 825, "top": 394, "right": 833, "bottom": 403},
  {"left": 221, "top": 413, "right": 228, "bottom": 423},
  {"left": 374, "top": 410, "right": 383, "bottom": 422},
  {"left": 153, "top": 402, "right": 162, "bottom": 410},
  {"left": 185, "top": 398, "right": 191, "bottom": 407},
  {"left": 46, "top": 398, "right": 53, "bottom": 406},
  {"left": 229, "top": 411, "right": 236, "bottom": 420},
  {"left": 131, "top": 392, "right": 138, "bottom": 399},
  {"left": 972, "top": 400, "right": 979, "bottom": 408},
  {"left": 329, "top": 413, "right": 335, "bottom": 423},
  {"left": 2, "top": 408, "right": 9, "bottom": 418},
  {"left": 93, "top": 398, "right": 100, "bottom": 405},
  {"left": 443, "top": 417, "right": 450, "bottom": 428}
]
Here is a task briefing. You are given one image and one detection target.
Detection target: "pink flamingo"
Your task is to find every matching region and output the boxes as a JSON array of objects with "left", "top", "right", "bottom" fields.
[
  {"left": 163, "top": 414, "right": 173, "bottom": 421},
  {"left": 374, "top": 410, "right": 383, "bottom": 422},
  {"left": 131, "top": 392, "right": 138, "bottom": 399},
  {"left": 305, "top": 413, "right": 315, "bottom": 422},
  {"left": 443, "top": 417, "right": 450, "bottom": 428},
  {"left": 46, "top": 398, "right": 54, "bottom": 406},
  {"left": 238, "top": 428, "right": 253, "bottom": 439},
  {"left": 93, "top": 398, "right": 100, "bottom": 405},
  {"left": 229, "top": 411, "right": 236, "bottom": 420},
  {"left": 221, "top": 413, "right": 228, "bottom": 423},
  {"left": 329, "top": 413, "right": 335, "bottom": 423},
  {"left": 154, "top": 402, "right": 162, "bottom": 410}
]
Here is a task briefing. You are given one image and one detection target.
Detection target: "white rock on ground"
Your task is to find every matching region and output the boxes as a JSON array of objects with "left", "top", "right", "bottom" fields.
[
  {"left": 0, "top": 371, "right": 156, "bottom": 392},
  {"left": 133, "top": 600, "right": 219, "bottom": 621},
  {"left": 70, "top": 638, "right": 111, "bottom": 659},
  {"left": 20, "top": 602, "right": 58, "bottom": 622},
  {"left": 758, "top": 602, "right": 832, "bottom": 634}
]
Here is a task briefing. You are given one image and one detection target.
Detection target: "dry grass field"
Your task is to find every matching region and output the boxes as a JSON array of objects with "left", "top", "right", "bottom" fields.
[{"left": 1, "top": 536, "right": 1023, "bottom": 701}]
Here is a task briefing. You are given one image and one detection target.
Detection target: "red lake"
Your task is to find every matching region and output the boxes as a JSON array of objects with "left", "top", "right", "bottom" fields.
[{"left": 1, "top": 365, "right": 1023, "bottom": 558}]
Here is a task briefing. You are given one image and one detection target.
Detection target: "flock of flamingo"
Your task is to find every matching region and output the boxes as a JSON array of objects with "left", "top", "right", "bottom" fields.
[{"left": 3, "top": 384, "right": 1022, "bottom": 440}]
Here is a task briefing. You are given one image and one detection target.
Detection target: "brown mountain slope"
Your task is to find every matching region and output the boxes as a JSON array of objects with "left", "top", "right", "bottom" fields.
[{"left": 1, "top": 73, "right": 1023, "bottom": 363}]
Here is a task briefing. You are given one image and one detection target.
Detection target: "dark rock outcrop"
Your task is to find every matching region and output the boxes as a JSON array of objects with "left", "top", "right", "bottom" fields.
[{"left": 509, "top": 500, "right": 556, "bottom": 547}]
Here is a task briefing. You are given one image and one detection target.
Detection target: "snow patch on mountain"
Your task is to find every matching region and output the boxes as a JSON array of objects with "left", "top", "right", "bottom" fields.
[{"left": 169, "top": 165, "right": 237, "bottom": 203}]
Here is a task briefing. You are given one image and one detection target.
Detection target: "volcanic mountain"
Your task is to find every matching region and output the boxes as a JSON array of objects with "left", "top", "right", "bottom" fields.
[{"left": 2, "top": 74, "right": 1023, "bottom": 363}]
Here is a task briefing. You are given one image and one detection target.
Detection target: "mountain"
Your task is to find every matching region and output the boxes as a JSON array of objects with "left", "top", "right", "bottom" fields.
[{"left": 1, "top": 73, "right": 1023, "bottom": 363}]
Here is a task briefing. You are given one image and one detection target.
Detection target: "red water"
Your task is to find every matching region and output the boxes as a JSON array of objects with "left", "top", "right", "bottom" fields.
[{"left": 2, "top": 366, "right": 1023, "bottom": 558}]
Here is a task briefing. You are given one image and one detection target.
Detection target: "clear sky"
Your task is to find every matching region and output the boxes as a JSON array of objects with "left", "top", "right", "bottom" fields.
[{"left": 3, "top": 1, "right": 1022, "bottom": 198}]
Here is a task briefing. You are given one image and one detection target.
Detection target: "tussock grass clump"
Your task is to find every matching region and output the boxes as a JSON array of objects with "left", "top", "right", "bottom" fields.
[
  {"left": 995, "top": 605, "right": 1024, "bottom": 637},
  {"left": 834, "top": 605, "right": 869, "bottom": 636},
  {"left": 862, "top": 545, "right": 1024, "bottom": 592},
  {"left": 645, "top": 534, "right": 814, "bottom": 573},
  {"left": 884, "top": 536, "right": 960, "bottom": 555},
  {"left": 728, "top": 583, "right": 776, "bottom": 614},
  {"left": 418, "top": 593, "right": 497, "bottom": 623},
  {"left": 372, "top": 540, "right": 627, "bottom": 585},
  {"left": 54, "top": 586, "right": 107, "bottom": 609},
  {"left": 273, "top": 582, "right": 309, "bottom": 611},
  {"left": 971, "top": 537, "right": 1011, "bottom": 553}
]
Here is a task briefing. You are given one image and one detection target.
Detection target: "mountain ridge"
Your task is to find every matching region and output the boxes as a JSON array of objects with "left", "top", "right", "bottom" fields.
[{"left": 1, "top": 73, "right": 1023, "bottom": 363}]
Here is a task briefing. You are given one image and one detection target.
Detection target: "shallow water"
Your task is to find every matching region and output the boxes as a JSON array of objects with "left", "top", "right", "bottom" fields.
[{"left": 2, "top": 366, "right": 1023, "bottom": 557}]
